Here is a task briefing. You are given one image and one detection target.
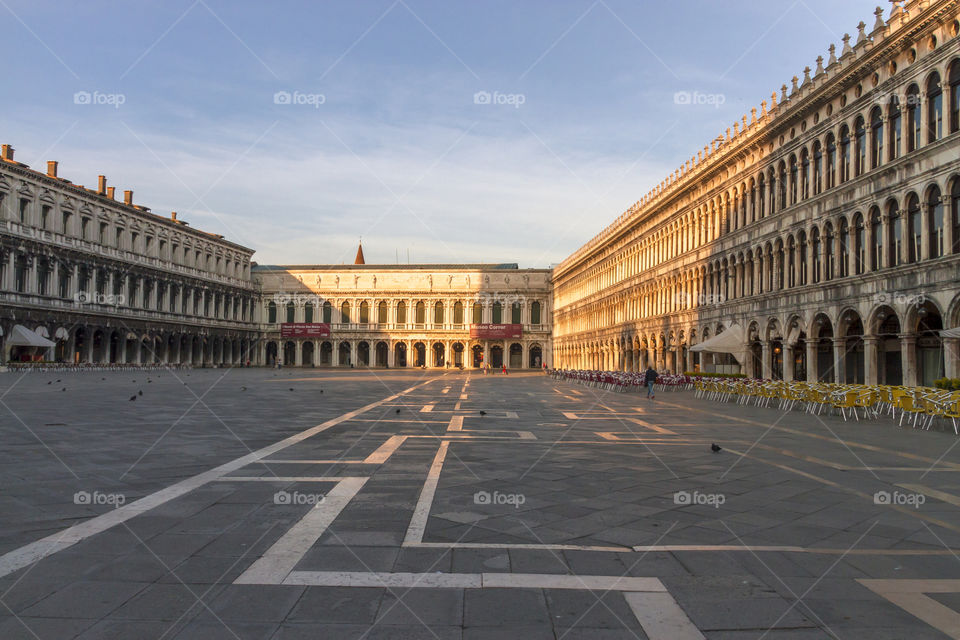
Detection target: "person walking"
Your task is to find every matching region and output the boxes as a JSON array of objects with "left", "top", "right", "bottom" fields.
[
  {"left": 644, "top": 366, "right": 657, "bottom": 400},
  {"left": 502, "top": 363, "right": 508, "bottom": 375}
]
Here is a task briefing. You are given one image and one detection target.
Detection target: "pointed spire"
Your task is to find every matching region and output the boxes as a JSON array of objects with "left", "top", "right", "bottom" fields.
[
  {"left": 828, "top": 43, "right": 837, "bottom": 65},
  {"left": 354, "top": 240, "right": 366, "bottom": 265},
  {"left": 841, "top": 33, "right": 852, "bottom": 56},
  {"left": 856, "top": 20, "right": 867, "bottom": 44},
  {"left": 815, "top": 55, "right": 824, "bottom": 75},
  {"left": 872, "top": 6, "right": 886, "bottom": 33}
]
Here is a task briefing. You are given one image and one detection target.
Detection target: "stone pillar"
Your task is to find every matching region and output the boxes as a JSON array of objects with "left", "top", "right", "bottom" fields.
[
  {"left": 295, "top": 340, "right": 303, "bottom": 366},
  {"left": 864, "top": 336, "right": 879, "bottom": 385},
  {"left": 901, "top": 335, "right": 918, "bottom": 387},
  {"left": 944, "top": 338, "right": 960, "bottom": 380},
  {"left": 833, "top": 338, "right": 846, "bottom": 384},
  {"left": 783, "top": 345, "right": 794, "bottom": 382},
  {"left": 761, "top": 343, "right": 771, "bottom": 379}
]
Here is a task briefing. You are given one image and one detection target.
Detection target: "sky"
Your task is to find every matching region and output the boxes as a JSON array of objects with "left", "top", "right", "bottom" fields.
[{"left": 2, "top": 0, "right": 880, "bottom": 267}]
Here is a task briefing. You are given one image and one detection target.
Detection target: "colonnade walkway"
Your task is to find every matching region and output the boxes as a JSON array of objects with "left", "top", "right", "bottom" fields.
[{"left": 1, "top": 369, "right": 960, "bottom": 637}]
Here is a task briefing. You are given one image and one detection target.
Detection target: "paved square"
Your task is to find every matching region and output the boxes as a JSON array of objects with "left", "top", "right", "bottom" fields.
[{"left": 2, "top": 369, "right": 960, "bottom": 638}]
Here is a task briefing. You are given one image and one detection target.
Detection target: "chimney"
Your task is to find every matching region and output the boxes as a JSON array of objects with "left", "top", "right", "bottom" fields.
[
  {"left": 123, "top": 190, "right": 133, "bottom": 205},
  {"left": 106, "top": 186, "right": 115, "bottom": 199},
  {"left": 171, "top": 211, "right": 178, "bottom": 221},
  {"left": 46, "top": 161, "right": 58, "bottom": 177},
  {"left": 97, "top": 175, "right": 107, "bottom": 195},
  {"left": 1, "top": 145, "right": 13, "bottom": 162}
]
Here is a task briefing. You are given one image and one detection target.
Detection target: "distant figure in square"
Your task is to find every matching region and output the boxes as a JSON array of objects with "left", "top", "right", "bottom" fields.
[{"left": 644, "top": 366, "right": 657, "bottom": 400}]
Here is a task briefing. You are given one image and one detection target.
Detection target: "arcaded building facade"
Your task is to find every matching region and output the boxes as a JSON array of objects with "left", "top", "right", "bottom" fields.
[
  {"left": 0, "top": 146, "right": 259, "bottom": 365},
  {"left": 253, "top": 260, "right": 552, "bottom": 369},
  {"left": 553, "top": 0, "right": 960, "bottom": 387}
]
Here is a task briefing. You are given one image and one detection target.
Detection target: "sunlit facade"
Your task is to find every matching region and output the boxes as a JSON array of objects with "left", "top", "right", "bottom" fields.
[{"left": 553, "top": 1, "right": 960, "bottom": 387}]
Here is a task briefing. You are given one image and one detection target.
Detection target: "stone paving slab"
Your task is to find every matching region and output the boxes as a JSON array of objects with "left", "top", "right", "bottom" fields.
[{"left": 2, "top": 369, "right": 960, "bottom": 637}]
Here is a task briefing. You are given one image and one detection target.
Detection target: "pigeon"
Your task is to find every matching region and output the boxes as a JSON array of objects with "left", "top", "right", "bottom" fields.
[
  {"left": 479, "top": 410, "right": 487, "bottom": 416},
  {"left": 61, "top": 388, "right": 66, "bottom": 392},
  {"left": 102, "top": 377, "right": 106, "bottom": 380},
  {"left": 138, "top": 390, "right": 143, "bottom": 396},
  {"left": 711, "top": 443, "right": 722, "bottom": 453},
  {"left": 395, "top": 409, "right": 401, "bottom": 414},
  {"left": 47, "top": 381, "right": 52, "bottom": 385},
  {"left": 319, "top": 390, "right": 323, "bottom": 394},
  {"left": 289, "top": 388, "right": 294, "bottom": 391},
  {"left": 56, "top": 379, "right": 60, "bottom": 382},
  {"left": 241, "top": 387, "right": 247, "bottom": 391},
  {"left": 129, "top": 395, "right": 137, "bottom": 401}
]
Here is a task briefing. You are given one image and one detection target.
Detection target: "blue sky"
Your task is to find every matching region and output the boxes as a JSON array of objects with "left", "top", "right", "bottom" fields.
[{"left": 3, "top": 0, "right": 879, "bottom": 267}]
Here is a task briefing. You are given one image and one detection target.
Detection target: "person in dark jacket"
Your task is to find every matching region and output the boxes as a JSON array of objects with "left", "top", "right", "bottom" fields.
[{"left": 644, "top": 366, "right": 658, "bottom": 399}]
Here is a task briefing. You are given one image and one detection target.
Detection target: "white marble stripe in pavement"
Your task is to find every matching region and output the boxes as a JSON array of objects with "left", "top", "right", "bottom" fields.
[
  {"left": 403, "top": 441, "right": 449, "bottom": 545},
  {"left": 234, "top": 476, "right": 368, "bottom": 584},
  {"left": 279, "top": 570, "right": 663, "bottom": 592},
  {"left": 624, "top": 592, "right": 705, "bottom": 640},
  {"left": 0, "top": 378, "right": 435, "bottom": 580}
]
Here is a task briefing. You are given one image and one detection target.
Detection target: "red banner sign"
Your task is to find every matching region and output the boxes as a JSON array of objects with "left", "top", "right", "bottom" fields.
[
  {"left": 469, "top": 323, "right": 522, "bottom": 339},
  {"left": 280, "top": 323, "right": 331, "bottom": 338}
]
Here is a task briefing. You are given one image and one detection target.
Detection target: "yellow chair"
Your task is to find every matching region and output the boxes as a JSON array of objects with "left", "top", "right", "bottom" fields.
[{"left": 897, "top": 395, "right": 925, "bottom": 428}]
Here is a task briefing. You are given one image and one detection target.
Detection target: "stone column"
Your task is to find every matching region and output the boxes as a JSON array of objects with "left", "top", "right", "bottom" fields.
[
  {"left": 863, "top": 336, "right": 879, "bottom": 385},
  {"left": 806, "top": 340, "right": 818, "bottom": 383},
  {"left": 901, "top": 334, "right": 918, "bottom": 387},
  {"left": 784, "top": 345, "right": 794, "bottom": 382},
  {"left": 832, "top": 338, "right": 846, "bottom": 384},
  {"left": 761, "top": 343, "right": 771, "bottom": 379},
  {"left": 944, "top": 338, "right": 959, "bottom": 380}
]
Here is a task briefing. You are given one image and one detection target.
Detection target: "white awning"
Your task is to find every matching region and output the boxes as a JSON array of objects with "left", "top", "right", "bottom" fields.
[
  {"left": 7, "top": 324, "right": 56, "bottom": 348},
  {"left": 941, "top": 327, "right": 960, "bottom": 338},
  {"left": 690, "top": 323, "right": 747, "bottom": 364}
]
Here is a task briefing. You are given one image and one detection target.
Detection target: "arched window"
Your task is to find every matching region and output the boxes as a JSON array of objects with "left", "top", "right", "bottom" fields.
[
  {"left": 511, "top": 301, "right": 522, "bottom": 324},
  {"left": 907, "top": 84, "right": 921, "bottom": 151},
  {"left": 359, "top": 301, "right": 369, "bottom": 324},
  {"left": 472, "top": 302, "right": 483, "bottom": 324},
  {"left": 453, "top": 301, "right": 463, "bottom": 324},
  {"left": 813, "top": 141, "right": 823, "bottom": 195},
  {"left": 749, "top": 179, "right": 757, "bottom": 221},
  {"left": 838, "top": 218, "right": 850, "bottom": 277},
  {"left": 492, "top": 302, "right": 502, "bottom": 324},
  {"left": 286, "top": 302, "right": 295, "bottom": 323},
  {"left": 769, "top": 169, "right": 778, "bottom": 214},
  {"left": 839, "top": 125, "right": 851, "bottom": 183},
  {"left": 756, "top": 174, "right": 765, "bottom": 218},
  {"left": 798, "top": 231, "right": 808, "bottom": 285},
  {"left": 907, "top": 193, "right": 921, "bottom": 263},
  {"left": 870, "top": 107, "right": 884, "bottom": 169},
  {"left": 415, "top": 301, "right": 425, "bottom": 324},
  {"left": 800, "top": 150, "right": 810, "bottom": 200},
  {"left": 304, "top": 302, "right": 314, "bottom": 323},
  {"left": 950, "top": 60, "right": 960, "bottom": 134},
  {"left": 789, "top": 157, "right": 798, "bottom": 204},
  {"left": 853, "top": 213, "right": 865, "bottom": 275},
  {"left": 434, "top": 301, "right": 444, "bottom": 324},
  {"left": 889, "top": 96, "right": 902, "bottom": 160},
  {"left": 888, "top": 200, "right": 902, "bottom": 267},
  {"left": 340, "top": 301, "right": 351, "bottom": 323},
  {"left": 928, "top": 72, "right": 943, "bottom": 143},
  {"left": 779, "top": 162, "right": 788, "bottom": 209},
  {"left": 531, "top": 300, "right": 542, "bottom": 325},
  {"left": 929, "top": 185, "right": 944, "bottom": 259},
  {"left": 323, "top": 301, "right": 332, "bottom": 323},
  {"left": 787, "top": 236, "right": 796, "bottom": 287},
  {"left": 824, "top": 222, "right": 835, "bottom": 280},
  {"left": 267, "top": 301, "right": 277, "bottom": 323},
  {"left": 378, "top": 301, "right": 387, "bottom": 323},
  {"left": 869, "top": 207, "right": 883, "bottom": 270},
  {"left": 825, "top": 134, "right": 836, "bottom": 189},
  {"left": 854, "top": 117, "right": 866, "bottom": 176},
  {"left": 396, "top": 301, "right": 406, "bottom": 324},
  {"left": 953, "top": 178, "right": 960, "bottom": 254}
]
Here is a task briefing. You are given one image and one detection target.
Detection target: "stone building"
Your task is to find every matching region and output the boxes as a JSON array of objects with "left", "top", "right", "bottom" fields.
[
  {"left": 0, "top": 146, "right": 259, "bottom": 365},
  {"left": 552, "top": 0, "right": 960, "bottom": 387},
  {"left": 253, "top": 253, "right": 552, "bottom": 369}
]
